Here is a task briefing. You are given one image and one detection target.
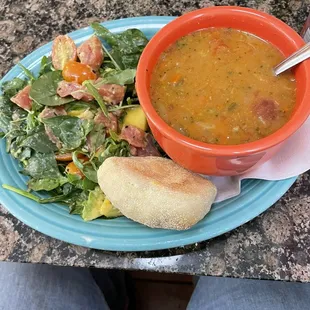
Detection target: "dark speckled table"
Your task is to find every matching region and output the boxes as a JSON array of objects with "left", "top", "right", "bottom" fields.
[{"left": 1, "top": 0, "right": 310, "bottom": 282}]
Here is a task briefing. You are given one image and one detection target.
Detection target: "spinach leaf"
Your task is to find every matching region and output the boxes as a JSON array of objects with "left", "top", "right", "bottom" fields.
[
  {"left": 6, "top": 119, "right": 49, "bottom": 159},
  {"left": 18, "top": 148, "right": 32, "bottom": 163},
  {"left": 5, "top": 109, "right": 28, "bottom": 152},
  {"left": 0, "top": 96, "right": 14, "bottom": 133},
  {"left": 116, "top": 29, "right": 149, "bottom": 55},
  {"left": 28, "top": 176, "right": 67, "bottom": 191},
  {"left": 21, "top": 126, "right": 58, "bottom": 153},
  {"left": 23, "top": 152, "right": 61, "bottom": 179},
  {"left": 1, "top": 78, "right": 27, "bottom": 98},
  {"left": 42, "top": 116, "right": 94, "bottom": 151},
  {"left": 18, "top": 63, "right": 36, "bottom": 81},
  {"left": 9, "top": 139, "right": 31, "bottom": 163},
  {"left": 30, "top": 71, "right": 75, "bottom": 106},
  {"left": 99, "top": 68, "right": 136, "bottom": 85},
  {"left": 83, "top": 81, "right": 109, "bottom": 117},
  {"left": 91, "top": 23, "right": 148, "bottom": 69},
  {"left": 39, "top": 56, "right": 53, "bottom": 76},
  {"left": 26, "top": 111, "right": 40, "bottom": 133},
  {"left": 82, "top": 165, "right": 98, "bottom": 183}
]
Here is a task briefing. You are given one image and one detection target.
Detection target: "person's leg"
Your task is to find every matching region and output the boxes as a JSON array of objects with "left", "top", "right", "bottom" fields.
[
  {"left": 187, "top": 276, "right": 310, "bottom": 310},
  {"left": 0, "top": 262, "right": 109, "bottom": 310}
]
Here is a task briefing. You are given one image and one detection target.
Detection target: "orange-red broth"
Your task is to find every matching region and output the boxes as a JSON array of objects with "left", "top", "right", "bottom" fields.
[{"left": 150, "top": 28, "right": 296, "bottom": 145}]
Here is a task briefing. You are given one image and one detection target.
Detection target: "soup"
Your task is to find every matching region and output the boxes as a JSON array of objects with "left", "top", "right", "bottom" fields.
[{"left": 150, "top": 28, "right": 296, "bottom": 145}]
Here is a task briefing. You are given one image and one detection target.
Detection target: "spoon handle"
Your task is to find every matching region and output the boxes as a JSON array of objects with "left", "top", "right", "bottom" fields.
[{"left": 274, "top": 42, "right": 310, "bottom": 76}]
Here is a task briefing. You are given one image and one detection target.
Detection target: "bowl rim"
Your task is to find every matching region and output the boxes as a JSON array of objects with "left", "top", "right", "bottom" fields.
[{"left": 136, "top": 6, "right": 310, "bottom": 156}]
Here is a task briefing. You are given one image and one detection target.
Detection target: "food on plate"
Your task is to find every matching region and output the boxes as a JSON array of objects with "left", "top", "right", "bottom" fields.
[
  {"left": 151, "top": 28, "right": 296, "bottom": 145},
  {"left": 81, "top": 187, "right": 122, "bottom": 221},
  {"left": 0, "top": 23, "right": 163, "bottom": 222},
  {"left": 98, "top": 157, "right": 217, "bottom": 230},
  {"left": 77, "top": 36, "right": 104, "bottom": 71},
  {"left": 62, "top": 60, "right": 97, "bottom": 84},
  {"left": 52, "top": 35, "right": 77, "bottom": 70},
  {"left": 122, "top": 106, "right": 148, "bottom": 131}
]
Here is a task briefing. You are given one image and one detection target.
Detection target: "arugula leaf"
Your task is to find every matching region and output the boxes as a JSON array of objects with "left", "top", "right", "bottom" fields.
[
  {"left": 1, "top": 78, "right": 27, "bottom": 98},
  {"left": 23, "top": 152, "right": 61, "bottom": 179},
  {"left": 67, "top": 173, "right": 96, "bottom": 191},
  {"left": 39, "top": 56, "right": 53, "bottom": 76},
  {"left": 2, "top": 184, "right": 42, "bottom": 203},
  {"left": 18, "top": 63, "right": 36, "bottom": 81},
  {"left": 99, "top": 68, "right": 136, "bottom": 85},
  {"left": 83, "top": 81, "right": 109, "bottom": 117},
  {"left": 21, "top": 126, "right": 58, "bottom": 153},
  {"left": 26, "top": 111, "right": 40, "bottom": 133},
  {"left": 0, "top": 96, "right": 14, "bottom": 133},
  {"left": 2, "top": 184, "right": 82, "bottom": 205},
  {"left": 30, "top": 71, "right": 75, "bottom": 106},
  {"left": 65, "top": 101, "right": 97, "bottom": 114},
  {"left": 109, "top": 130, "right": 120, "bottom": 141},
  {"left": 5, "top": 109, "right": 28, "bottom": 152},
  {"left": 64, "top": 190, "right": 89, "bottom": 215},
  {"left": 28, "top": 176, "right": 67, "bottom": 191},
  {"left": 101, "top": 44, "right": 121, "bottom": 70},
  {"left": 91, "top": 23, "right": 148, "bottom": 69},
  {"left": 42, "top": 116, "right": 94, "bottom": 151},
  {"left": 72, "top": 151, "right": 98, "bottom": 183},
  {"left": 98, "top": 131, "right": 130, "bottom": 163},
  {"left": 30, "top": 100, "right": 44, "bottom": 113},
  {"left": 87, "top": 123, "right": 106, "bottom": 154},
  {"left": 108, "top": 104, "right": 138, "bottom": 113}
]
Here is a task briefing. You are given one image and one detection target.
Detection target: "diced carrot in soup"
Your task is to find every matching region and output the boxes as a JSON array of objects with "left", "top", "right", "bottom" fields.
[{"left": 150, "top": 28, "right": 296, "bottom": 145}]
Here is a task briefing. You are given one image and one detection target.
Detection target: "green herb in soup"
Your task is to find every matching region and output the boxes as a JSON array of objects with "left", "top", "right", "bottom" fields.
[{"left": 150, "top": 28, "right": 296, "bottom": 145}]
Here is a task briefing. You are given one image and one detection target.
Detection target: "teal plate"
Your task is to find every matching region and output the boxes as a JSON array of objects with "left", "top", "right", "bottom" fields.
[{"left": 0, "top": 17, "right": 297, "bottom": 251}]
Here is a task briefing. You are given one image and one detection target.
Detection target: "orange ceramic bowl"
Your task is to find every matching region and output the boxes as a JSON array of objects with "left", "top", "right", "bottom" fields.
[{"left": 136, "top": 6, "right": 310, "bottom": 176}]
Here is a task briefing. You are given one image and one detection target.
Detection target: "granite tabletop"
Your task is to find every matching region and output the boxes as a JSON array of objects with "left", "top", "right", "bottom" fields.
[{"left": 0, "top": 0, "right": 310, "bottom": 282}]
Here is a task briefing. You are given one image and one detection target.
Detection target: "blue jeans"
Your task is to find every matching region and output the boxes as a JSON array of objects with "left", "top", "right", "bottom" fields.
[{"left": 0, "top": 262, "right": 309, "bottom": 310}]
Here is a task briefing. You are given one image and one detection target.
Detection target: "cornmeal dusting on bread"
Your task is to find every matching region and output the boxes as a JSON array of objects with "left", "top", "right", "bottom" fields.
[
  {"left": 98, "top": 156, "right": 217, "bottom": 230},
  {"left": 111, "top": 157, "right": 212, "bottom": 194}
]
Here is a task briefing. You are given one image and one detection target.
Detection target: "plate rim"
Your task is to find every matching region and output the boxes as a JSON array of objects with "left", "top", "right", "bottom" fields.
[{"left": 0, "top": 16, "right": 297, "bottom": 251}]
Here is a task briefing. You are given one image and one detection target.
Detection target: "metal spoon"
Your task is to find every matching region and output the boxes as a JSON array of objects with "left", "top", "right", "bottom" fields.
[{"left": 273, "top": 42, "right": 310, "bottom": 76}]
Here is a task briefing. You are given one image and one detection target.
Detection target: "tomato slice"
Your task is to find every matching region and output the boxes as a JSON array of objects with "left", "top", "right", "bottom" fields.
[
  {"left": 52, "top": 35, "right": 77, "bottom": 70},
  {"left": 65, "top": 162, "right": 84, "bottom": 178},
  {"left": 62, "top": 60, "right": 97, "bottom": 84},
  {"left": 77, "top": 36, "right": 104, "bottom": 71}
]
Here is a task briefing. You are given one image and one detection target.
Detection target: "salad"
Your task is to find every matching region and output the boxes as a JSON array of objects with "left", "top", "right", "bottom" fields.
[{"left": 0, "top": 23, "right": 162, "bottom": 221}]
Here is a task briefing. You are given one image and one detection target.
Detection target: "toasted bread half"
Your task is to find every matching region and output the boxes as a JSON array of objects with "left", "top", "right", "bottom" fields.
[{"left": 98, "top": 157, "right": 217, "bottom": 230}]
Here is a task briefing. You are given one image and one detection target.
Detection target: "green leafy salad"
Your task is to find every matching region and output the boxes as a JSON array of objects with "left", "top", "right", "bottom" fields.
[{"left": 0, "top": 23, "right": 162, "bottom": 221}]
